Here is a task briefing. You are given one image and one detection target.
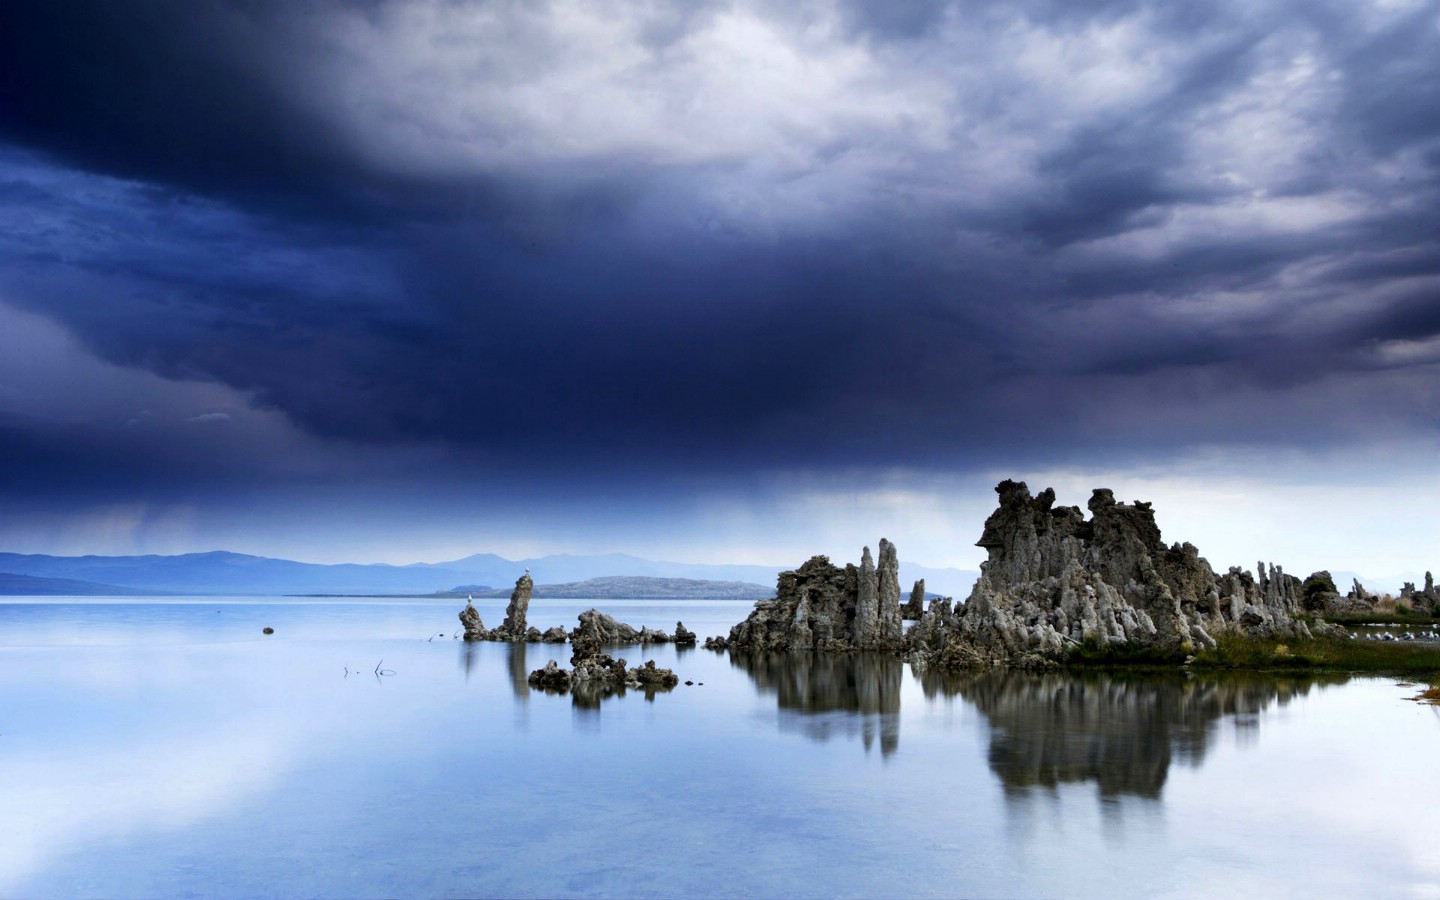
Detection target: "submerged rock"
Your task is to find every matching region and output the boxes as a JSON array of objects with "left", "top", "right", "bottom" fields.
[
  {"left": 727, "top": 540, "right": 907, "bottom": 652},
  {"left": 527, "top": 659, "right": 572, "bottom": 690},
  {"left": 629, "top": 659, "right": 680, "bottom": 687},
  {"left": 908, "top": 480, "right": 1343, "bottom": 670}
]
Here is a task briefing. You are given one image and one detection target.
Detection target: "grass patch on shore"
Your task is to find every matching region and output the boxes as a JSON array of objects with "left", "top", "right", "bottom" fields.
[
  {"left": 1064, "top": 638, "right": 1186, "bottom": 667},
  {"left": 1190, "top": 634, "right": 1440, "bottom": 674},
  {"left": 1415, "top": 679, "right": 1440, "bottom": 705}
]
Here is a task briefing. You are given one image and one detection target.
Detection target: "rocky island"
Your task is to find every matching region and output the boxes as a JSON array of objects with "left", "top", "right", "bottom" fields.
[
  {"left": 716, "top": 479, "right": 1431, "bottom": 671},
  {"left": 722, "top": 538, "right": 920, "bottom": 652},
  {"left": 905, "top": 480, "right": 1341, "bottom": 668}
]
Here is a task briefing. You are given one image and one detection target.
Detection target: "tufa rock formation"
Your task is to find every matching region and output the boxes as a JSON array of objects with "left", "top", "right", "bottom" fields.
[
  {"left": 1300, "top": 569, "right": 1374, "bottom": 618},
  {"left": 901, "top": 579, "right": 926, "bottom": 620},
  {"left": 1399, "top": 572, "right": 1438, "bottom": 614},
  {"left": 492, "top": 574, "right": 534, "bottom": 640},
  {"left": 527, "top": 659, "right": 571, "bottom": 690},
  {"left": 726, "top": 539, "right": 907, "bottom": 652},
  {"left": 907, "top": 481, "right": 1342, "bottom": 669},
  {"left": 528, "top": 609, "right": 679, "bottom": 695},
  {"left": 459, "top": 574, "right": 540, "bottom": 641},
  {"left": 569, "top": 608, "right": 643, "bottom": 646},
  {"left": 674, "top": 621, "right": 697, "bottom": 645},
  {"left": 459, "top": 600, "right": 486, "bottom": 640}
]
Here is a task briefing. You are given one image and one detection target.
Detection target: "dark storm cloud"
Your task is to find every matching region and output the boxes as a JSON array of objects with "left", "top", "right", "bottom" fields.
[
  {"left": 0, "top": 1, "right": 357, "bottom": 215},
  {"left": 1, "top": 0, "right": 1438, "bottom": 502}
]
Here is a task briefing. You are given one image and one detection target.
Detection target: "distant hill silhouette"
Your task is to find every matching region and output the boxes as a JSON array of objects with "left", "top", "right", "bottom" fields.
[
  {"left": 0, "top": 549, "right": 981, "bottom": 598},
  {"left": 0, "top": 572, "right": 161, "bottom": 596},
  {"left": 459, "top": 575, "right": 773, "bottom": 600}
]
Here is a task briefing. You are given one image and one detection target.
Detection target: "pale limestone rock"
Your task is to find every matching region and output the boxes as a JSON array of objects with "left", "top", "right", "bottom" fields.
[
  {"left": 909, "top": 480, "right": 1339, "bottom": 670},
  {"left": 458, "top": 602, "right": 485, "bottom": 641},
  {"left": 727, "top": 543, "right": 909, "bottom": 652},
  {"left": 902, "top": 580, "right": 926, "bottom": 620}
]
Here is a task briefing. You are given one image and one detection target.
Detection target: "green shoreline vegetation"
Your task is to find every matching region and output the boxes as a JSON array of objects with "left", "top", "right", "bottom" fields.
[{"left": 1066, "top": 631, "right": 1440, "bottom": 675}]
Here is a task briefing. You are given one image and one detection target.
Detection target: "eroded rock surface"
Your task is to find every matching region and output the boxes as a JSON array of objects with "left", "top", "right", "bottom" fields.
[
  {"left": 490, "top": 574, "right": 534, "bottom": 641},
  {"left": 458, "top": 601, "right": 486, "bottom": 640},
  {"left": 902, "top": 580, "right": 926, "bottom": 620},
  {"left": 527, "top": 659, "right": 572, "bottom": 691},
  {"left": 909, "top": 480, "right": 1342, "bottom": 669},
  {"left": 459, "top": 575, "right": 541, "bottom": 641},
  {"left": 674, "top": 622, "right": 697, "bottom": 645},
  {"left": 727, "top": 540, "right": 907, "bottom": 652},
  {"left": 1300, "top": 570, "right": 1374, "bottom": 618},
  {"left": 1400, "top": 572, "right": 1438, "bottom": 614},
  {"left": 569, "top": 608, "right": 643, "bottom": 646},
  {"left": 527, "top": 608, "right": 681, "bottom": 696}
]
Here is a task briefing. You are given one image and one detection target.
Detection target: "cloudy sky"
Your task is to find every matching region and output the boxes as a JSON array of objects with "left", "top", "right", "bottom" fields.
[{"left": 0, "top": 0, "right": 1436, "bottom": 578}]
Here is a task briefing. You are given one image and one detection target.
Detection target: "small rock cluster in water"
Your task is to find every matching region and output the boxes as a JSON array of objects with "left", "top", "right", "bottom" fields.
[{"left": 458, "top": 581, "right": 685, "bottom": 697}]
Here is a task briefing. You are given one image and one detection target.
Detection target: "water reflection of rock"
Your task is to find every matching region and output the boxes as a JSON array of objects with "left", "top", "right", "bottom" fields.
[
  {"left": 507, "top": 643, "right": 529, "bottom": 700},
  {"left": 731, "top": 652, "right": 902, "bottom": 756},
  {"left": 459, "top": 640, "right": 478, "bottom": 682},
  {"left": 921, "top": 669, "right": 1345, "bottom": 798}
]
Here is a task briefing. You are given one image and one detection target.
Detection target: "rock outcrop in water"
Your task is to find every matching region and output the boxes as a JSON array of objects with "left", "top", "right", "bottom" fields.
[
  {"left": 726, "top": 540, "right": 907, "bottom": 652},
  {"left": 492, "top": 574, "right": 533, "bottom": 640},
  {"left": 907, "top": 481, "right": 1343, "bottom": 669},
  {"left": 902, "top": 580, "right": 926, "bottom": 620},
  {"left": 528, "top": 610, "right": 680, "bottom": 695},
  {"left": 527, "top": 659, "right": 572, "bottom": 690},
  {"left": 460, "top": 574, "right": 539, "bottom": 641},
  {"left": 459, "top": 600, "right": 486, "bottom": 640},
  {"left": 674, "top": 621, "right": 697, "bottom": 645},
  {"left": 569, "top": 608, "right": 643, "bottom": 646}
]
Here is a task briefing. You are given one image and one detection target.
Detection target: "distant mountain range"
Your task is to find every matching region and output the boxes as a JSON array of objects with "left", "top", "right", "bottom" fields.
[{"left": 0, "top": 549, "right": 980, "bottom": 598}]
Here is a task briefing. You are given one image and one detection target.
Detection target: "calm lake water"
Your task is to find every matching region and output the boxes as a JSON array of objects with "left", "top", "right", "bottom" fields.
[{"left": 2, "top": 597, "right": 1438, "bottom": 898}]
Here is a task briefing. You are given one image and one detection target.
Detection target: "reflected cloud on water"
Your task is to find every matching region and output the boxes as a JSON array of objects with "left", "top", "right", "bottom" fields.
[
  {"left": 729, "top": 651, "right": 902, "bottom": 757},
  {"left": 918, "top": 669, "right": 1348, "bottom": 800}
]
